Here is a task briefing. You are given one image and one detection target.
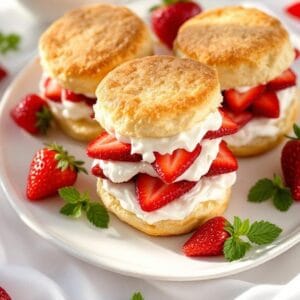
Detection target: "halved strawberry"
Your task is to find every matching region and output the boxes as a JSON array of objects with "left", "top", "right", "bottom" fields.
[
  {"left": 252, "top": 90, "right": 279, "bottom": 118},
  {"left": 86, "top": 132, "right": 142, "bottom": 162},
  {"left": 223, "top": 85, "right": 265, "bottom": 113},
  {"left": 152, "top": 145, "right": 201, "bottom": 183},
  {"left": 136, "top": 174, "right": 196, "bottom": 211},
  {"left": 204, "top": 109, "right": 238, "bottom": 139},
  {"left": 286, "top": 2, "right": 300, "bottom": 19},
  {"left": 223, "top": 108, "right": 253, "bottom": 129},
  {"left": 44, "top": 77, "right": 62, "bottom": 102},
  {"left": 91, "top": 164, "right": 107, "bottom": 179},
  {"left": 205, "top": 141, "right": 238, "bottom": 177},
  {"left": 267, "top": 69, "right": 297, "bottom": 91}
]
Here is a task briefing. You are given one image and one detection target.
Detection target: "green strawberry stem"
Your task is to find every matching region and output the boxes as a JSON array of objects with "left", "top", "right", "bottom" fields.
[
  {"left": 45, "top": 143, "right": 87, "bottom": 174},
  {"left": 285, "top": 123, "right": 300, "bottom": 140},
  {"left": 36, "top": 106, "right": 52, "bottom": 134}
]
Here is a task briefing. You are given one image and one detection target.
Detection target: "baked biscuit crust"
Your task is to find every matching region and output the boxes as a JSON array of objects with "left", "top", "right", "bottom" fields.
[
  {"left": 39, "top": 4, "right": 153, "bottom": 94},
  {"left": 174, "top": 6, "right": 294, "bottom": 89},
  {"left": 95, "top": 55, "right": 222, "bottom": 138},
  {"left": 97, "top": 179, "right": 230, "bottom": 236}
]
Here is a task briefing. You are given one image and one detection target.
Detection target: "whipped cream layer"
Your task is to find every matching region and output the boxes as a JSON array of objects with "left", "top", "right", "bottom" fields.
[
  {"left": 102, "top": 172, "right": 236, "bottom": 224},
  {"left": 225, "top": 87, "right": 296, "bottom": 147},
  {"left": 39, "top": 75, "right": 94, "bottom": 121},
  {"left": 93, "top": 138, "right": 222, "bottom": 183},
  {"left": 109, "top": 110, "right": 222, "bottom": 163}
]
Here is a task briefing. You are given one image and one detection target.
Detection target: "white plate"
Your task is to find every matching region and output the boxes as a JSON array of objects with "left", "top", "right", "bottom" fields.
[{"left": 1, "top": 59, "right": 300, "bottom": 281}]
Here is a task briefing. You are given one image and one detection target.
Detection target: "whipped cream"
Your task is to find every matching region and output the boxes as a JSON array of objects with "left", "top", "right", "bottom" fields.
[
  {"left": 225, "top": 87, "right": 296, "bottom": 146},
  {"left": 94, "top": 138, "right": 222, "bottom": 183},
  {"left": 234, "top": 86, "right": 253, "bottom": 93},
  {"left": 111, "top": 110, "right": 222, "bottom": 163},
  {"left": 102, "top": 172, "right": 236, "bottom": 224}
]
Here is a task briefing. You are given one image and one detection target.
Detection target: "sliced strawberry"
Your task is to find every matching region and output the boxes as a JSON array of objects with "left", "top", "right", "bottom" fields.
[
  {"left": 152, "top": 145, "right": 201, "bottom": 183},
  {"left": 86, "top": 132, "right": 142, "bottom": 162},
  {"left": 252, "top": 90, "right": 279, "bottom": 118},
  {"left": 204, "top": 109, "right": 239, "bottom": 139},
  {"left": 205, "top": 141, "right": 238, "bottom": 177},
  {"left": 62, "top": 89, "right": 84, "bottom": 102},
  {"left": 295, "top": 48, "right": 300, "bottom": 60},
  {"left": 267, "top": 69, "right": 297, "bottom": 91},
  {"left": 286, "top": 2, "right": 300, "bottom": 19},
  {"left": 223, "top": 109, "right": 253, "bottom": 129},
  {"left": 91, "top": 164, "right": 107, "bottom": 179},
  {"left": 223, "top": 85, "right": 265, "bottom": 113},
  {"left": 44, "top": 77, "right": 62, "bottom": 102},
  {"left": 136, "top": 174, "right": 196, "bottom": 212}
]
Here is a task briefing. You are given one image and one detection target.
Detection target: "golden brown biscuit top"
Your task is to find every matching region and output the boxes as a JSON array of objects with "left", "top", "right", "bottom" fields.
[
  {"left": 95, "top": 56, "right": 222, "bottom": 138},
  {"left": 39, "top": 4, "right": 149, "bottom": 80},
  {"left": 175, "top": 6, "right": 290, "bottom": 70}
]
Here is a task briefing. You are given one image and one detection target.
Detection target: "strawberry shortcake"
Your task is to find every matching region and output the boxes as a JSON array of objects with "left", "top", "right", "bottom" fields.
[
  {"left": 87, "top": 56, "right": 238, "bottom": 236},
  {"left": 38, "top": 4, "right": 153, "bottom": 141},
  {"left": 174, "top": 6, "right": 298, "bottom": 156}
]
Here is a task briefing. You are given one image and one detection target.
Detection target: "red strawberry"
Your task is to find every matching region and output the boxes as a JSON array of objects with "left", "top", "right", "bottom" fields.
[
  {"left": 205, "top": 141, "right": 238, "bottom": 177},
  {"left": 136, "top": 174, "right": 196, "bottom": 211},
  {"left": 183, "top": 216, "right": 230, "bottom": 256},
  {"left": 295, "top": 48, "right": 300, "bottom": 60},
  {"left": 11, "top": 94, "right": 52, "bottom": 134},
  {"left": 151, "top": 1, "right": 202, "bottom": 48},
  {"left": 62, "top": 89, "right": 97, "bottom": 107},
  {"left": 223, "top": 85, "right": 265, "bottom": 113},
  {"left": 252, "top": 90, "right": 279, "bottom": 118},
  {"left": 152, "top": 144, "right": 201, "bottom": 183},
  {"left": 0, "top": 287, "right": 11, "bottom": 300},
  {"left": 44, "top": 77, "right": 62, "bottom": 102},
  {"left": 281, "top": 124, "right": 300, "bottom": 201},
  {"left": 0, "top": 65, "right": 7, "bottom": 81},
  {"left": 204, "top": 109, "right": 239, "bottom": 139},
  {"left": 26, "top": 144, "right": 86, "bottom": 200},
  {"left": 91, "top": 164, "right": 107, "bottom": 179},
  {"left": 286, "top": 2, "right": 300, "bottom": 19},
  {"left": 267, "top": 69, "right": 297, "bottom": 91},
  {"left": 87, "top": 132, "right": 142, "bottom": 162},
  {"left": 223, "top": 109, "right": 253, "bottom": 129}
]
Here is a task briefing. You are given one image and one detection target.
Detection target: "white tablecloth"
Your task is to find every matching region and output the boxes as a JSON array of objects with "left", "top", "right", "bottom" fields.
[{"left": 0, "top": 1, "right": 300, "bottom": 299}]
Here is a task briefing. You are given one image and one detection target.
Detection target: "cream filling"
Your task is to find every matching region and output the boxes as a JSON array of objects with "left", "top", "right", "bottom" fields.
[
  {"left": 224, "top": 87, "right": 296, "bottom": 147},
  {"left": 102, "top": 172, "right": 236, "bottom": 224},
  {"left": 93, "top": 138, "right": 222, "bottom": 183}
]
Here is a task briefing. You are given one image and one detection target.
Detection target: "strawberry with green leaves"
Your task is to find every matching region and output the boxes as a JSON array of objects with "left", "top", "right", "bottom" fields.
[
  {"left": 183, "top": 216, "right": 282, "bottom": 261},
  {"left": 151, "top": 0, "right": 202, "bottom": 48},
  {"left": 59, "top": 187, "right": 109, "bottom": 228},
  {"left": 248, "top": 174, "right": 293, "bottom": 211},
  {"left": 281, "top": 124, "right": 300, "bottom": 201},
  {"left": 11, "top": 94, "right": 52, "bottom": 134},
  {"left": 26, "top": 144, "right": 86, "bottom": 201}
]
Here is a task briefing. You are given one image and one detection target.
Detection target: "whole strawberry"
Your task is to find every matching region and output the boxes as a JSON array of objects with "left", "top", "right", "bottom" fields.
[
  {"left": 26, "top": 144, "right": 86, "bottom": 201},
  {"left": 11, "top": 94, "right": 52, "bottom": 134},
  {"left": 151, "top": 0, "right": 202, "bottom": 49},
  {"left": 281, "top": 124, "right": 300, "bottom": 201},
  {"left": 183, "top": 216, "right": 282, "bottom": 261},
  {"left": 0, "top": 287, "right": 11, "bottom": 300}
]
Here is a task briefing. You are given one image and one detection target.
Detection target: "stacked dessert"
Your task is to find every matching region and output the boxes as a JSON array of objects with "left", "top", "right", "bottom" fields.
[
  {"left": 87, "top": 56, "right": 238, "bottom": 236},
  {"left": 174, "top": 6, "right": 298, "bottom": 156},
  {"left": 38, "top": 4, "right": 153, "bottom": 141}
]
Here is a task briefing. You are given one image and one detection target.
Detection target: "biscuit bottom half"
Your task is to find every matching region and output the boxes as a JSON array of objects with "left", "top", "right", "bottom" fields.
[
  {"left": 97, "top": 178, "right": 231, "bottom": 236},
  {"left": 52, "top": 111, "right": 103, "bottom": 142},
  {"left": 228, "top": 96, "right": 300, "bottom": 157}
]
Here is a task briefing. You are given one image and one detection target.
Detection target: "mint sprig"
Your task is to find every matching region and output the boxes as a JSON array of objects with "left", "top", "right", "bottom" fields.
[
  {"left": 248, "top": 175, "right": 293, "bottom": 211},
  {"left": 0, "top": 32, "right": 21, "bottom": 54},
  {"left": 223, "top": 216, "right": 282, "bottom": 262},
  {"left": 59, "top": 187, "right": 109, "bottom": 228},
  {"left": 131, "top": 292, "right": 144, "bottom": 300}
]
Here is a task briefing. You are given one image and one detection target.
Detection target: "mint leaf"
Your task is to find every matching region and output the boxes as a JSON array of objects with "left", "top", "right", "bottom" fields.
[
  {"left": 248, "top": 179, "right": 275, "bottom": 203},
  {"left": 273, "top": 188, "right": 293, "bottom": 212},
  {"left": 293, "top": 123, "right": 300, "bottom": 139},
  {"left": 223, "top": 237, "right": 251, "bottom": 262},
  {"left": 60, "top": 203, "right": 82, "bottom": 218},
  {"left": 0, "top": 32, "right": 21, "bottom": 54},
  {"left": 247, "top": 221, "right": 282, "bottom": 245},
  {"left": 86, "top": 203, "right": 109, "bottom": 228},
  {"left": 58, "top": 187, "right": 80, "bottom": 203},
  {"left": 131, "top": 292, "right": 144, "bottom": 300}
]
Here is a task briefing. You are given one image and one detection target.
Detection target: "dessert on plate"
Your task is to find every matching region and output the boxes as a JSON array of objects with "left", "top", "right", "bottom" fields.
[
  {"left": 87, "top": 56, "right": 238, "bottom": 236},
  {"left": 174, "top": 6, "right": 298, "bottom": 156},
  {"left": 38, "top": 4, "right": 153, "bottom": 141}
]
